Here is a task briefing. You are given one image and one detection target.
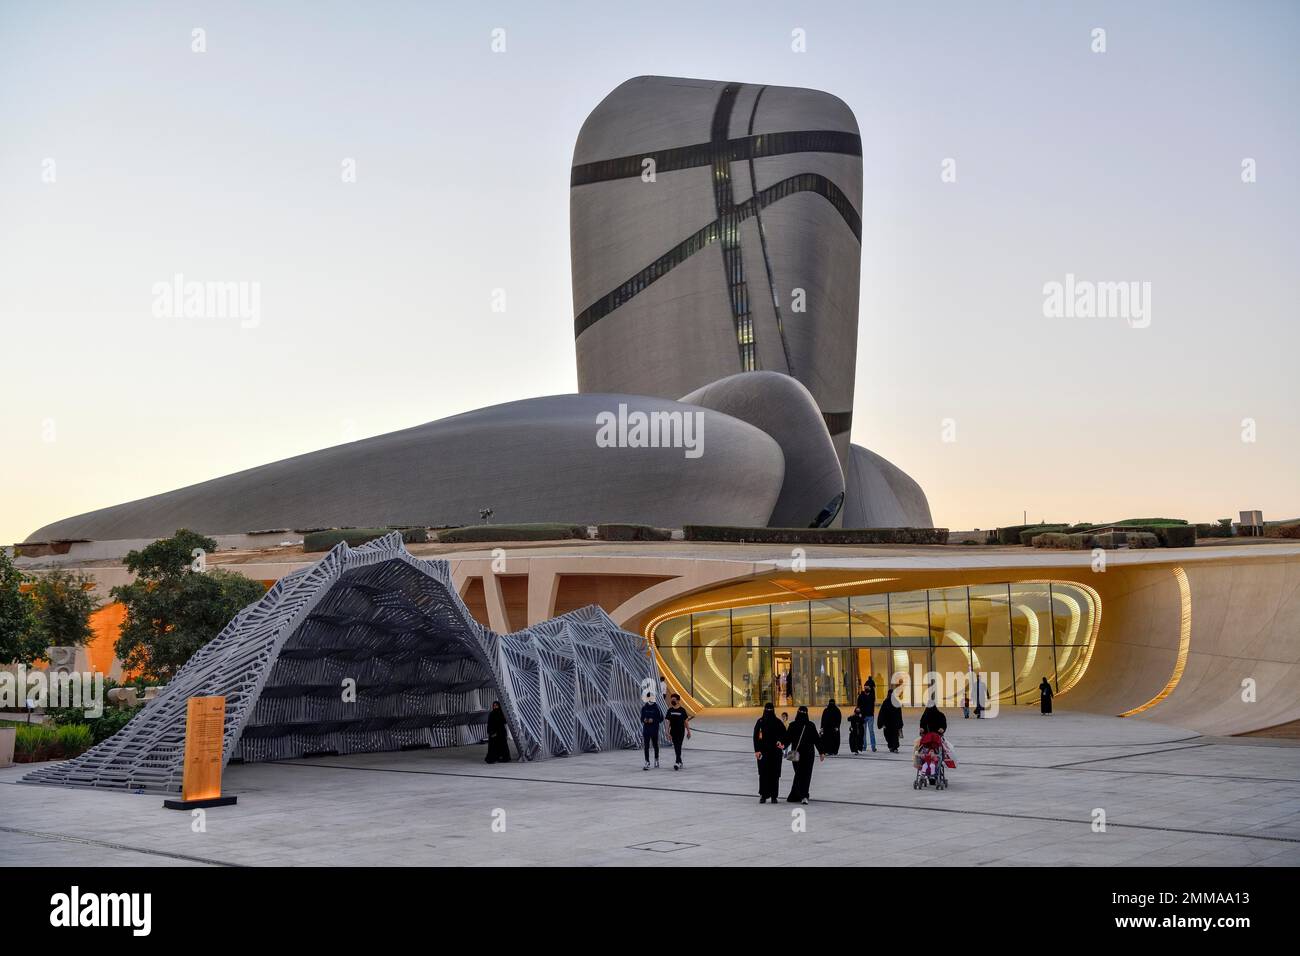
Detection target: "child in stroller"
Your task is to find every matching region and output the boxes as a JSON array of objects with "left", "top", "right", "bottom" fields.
[{"left": 913, "top": 704, "right": 956, "bottom": 790}]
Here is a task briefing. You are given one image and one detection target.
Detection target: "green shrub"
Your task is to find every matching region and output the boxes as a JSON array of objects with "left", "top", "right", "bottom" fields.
[
  {"left": 595, "top": 524, "right": 672, "bottom": 542},
  {"left": 1032, "top": 533, "right": 1086, "bottom": 550},
  {"left": 683, "top": 526, "right": 949, "bottom": 545},
  {"left": 14, "top": 720, "right": 95, "bottom": 761},
  {"left": 436, "top": 523, "right": 589, "bottom": 544},
  {"left": 303, "top": 528, "right": 427, "bottom": 552},
  {"left": 1019, "top": 525, "right": 1069, "bottom": 545},
  {"left": 1109, "top": 517, "right": 1189, "bottom": 527},
  {"left": 1160, "top": 525, "right": 1197, "bottom": 548},
  {"left": 56, "top": 722, "right": 93, "bottom": 752}
]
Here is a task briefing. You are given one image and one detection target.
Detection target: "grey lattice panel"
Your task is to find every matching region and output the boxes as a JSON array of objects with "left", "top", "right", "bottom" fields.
[{"left": 22, "top": 533, "right": 660, "bottom": 794}]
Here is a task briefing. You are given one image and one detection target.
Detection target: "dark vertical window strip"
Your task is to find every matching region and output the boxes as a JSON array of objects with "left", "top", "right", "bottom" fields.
[
  {"left": 746, "top": 86, "right": 796, "bottom": 377},
  {"left": 710, "top": 84, "right": 757, "bottom": 372}
]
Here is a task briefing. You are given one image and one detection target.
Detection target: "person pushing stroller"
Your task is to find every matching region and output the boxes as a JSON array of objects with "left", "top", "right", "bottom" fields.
[{"left": 913, "top": 703, "right": 956, "bottom": 790}]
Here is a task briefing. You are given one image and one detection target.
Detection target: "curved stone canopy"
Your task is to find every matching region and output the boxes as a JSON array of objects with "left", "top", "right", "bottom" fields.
[
  {"left": 681, "top": 371, "right": 843, "bottom": 527},
  {"left": 26, "top": 393, "right": 786, "bottom": 541},
  {"left": 841, "top": 443, "right": 934, "bottom": 528},
  {"left": 23, "top": 534, "right": 663, "bottom": 793}
]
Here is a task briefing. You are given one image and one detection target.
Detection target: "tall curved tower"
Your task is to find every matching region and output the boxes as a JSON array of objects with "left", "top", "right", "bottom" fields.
[{"left": 570, "top": 76, "right": 863, "bottom": 462}]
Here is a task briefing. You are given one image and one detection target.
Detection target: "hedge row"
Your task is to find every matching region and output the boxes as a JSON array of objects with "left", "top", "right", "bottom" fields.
[
  {"left": 1034, "top": 531, "right": 1160, "bottom": 550},
  {"left": 303, "top": 527, "right": 429, "bottom": 552},
  {"left": 683, "top": 526, "right": 949, "bottom": 545},
  {"left": 435, "top": 523, "right": 589, "bottom": 544},
  {"left": 595, "top": 524, "right": 673, "bottom": 542}
]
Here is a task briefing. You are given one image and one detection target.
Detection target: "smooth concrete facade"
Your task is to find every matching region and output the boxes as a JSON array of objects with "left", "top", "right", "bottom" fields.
[
  {"left": 680, "top": 371, "right": 843, "bottom": 527},
  {"left": 26, "top": 394, "right": 787, "bottom": 540},
  {"left": 572, "top": 76, "right": 862, "bottom": 449},
  {"left": 841, "top": 443, "right": 934, "bottom": 528}
]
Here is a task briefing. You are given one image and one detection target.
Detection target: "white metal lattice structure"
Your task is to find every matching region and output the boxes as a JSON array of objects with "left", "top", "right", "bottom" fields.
[{"left": 22, "top": 534, "right": 661, "bottom": 794}]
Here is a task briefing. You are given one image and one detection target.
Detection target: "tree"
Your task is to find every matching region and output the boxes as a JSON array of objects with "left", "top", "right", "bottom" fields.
[
  {"left": 112, "top": 529, "right": 268, "bottom": 683},
  {"left": 0, "top": 549, "right": 40, "bottom": 664},
  {"left": 29, "top": 568, "right": 99, "bottom": 648}
]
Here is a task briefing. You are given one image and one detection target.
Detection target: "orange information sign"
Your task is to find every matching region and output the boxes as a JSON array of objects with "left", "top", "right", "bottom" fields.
[{"left": 180, "top": 696, "right": 226, "bottom": 802}]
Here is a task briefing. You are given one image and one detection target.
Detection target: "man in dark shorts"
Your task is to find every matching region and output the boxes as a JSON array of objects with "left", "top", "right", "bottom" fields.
[{"left": 663, "top": 693, "right": 692, "bottom": 769}]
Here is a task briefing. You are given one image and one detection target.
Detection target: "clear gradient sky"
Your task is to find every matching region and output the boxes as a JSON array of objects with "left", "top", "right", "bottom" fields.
[{"left": 2, "top": 0, "right": 1296, "bottom": 544}]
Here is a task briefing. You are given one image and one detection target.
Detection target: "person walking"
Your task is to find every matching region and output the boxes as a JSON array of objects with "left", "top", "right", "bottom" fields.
[
  {"left": 919, "top": 702, "right": 948, "bottom": 735},
  {"left": 856, "top": 677, "right": 878, "bottom": 752},
  {"left": 484, "top": 700, "right": 511, "bottom": 764},
  {"left": 876, "top": 685, "right": 905, "bottom": 753},
  {"left": 659, "top": 675, "right": 668, "bottom": 702},
  {"left": 783, "top": 706, "right": 826, "bottom": 804},
  {"left": 1039, "top": 677, "right": 1054, "bottom": 715},
  {"left": 847, "top": 706, "right": 865, "bottom": 754},
  {"left": 752, "top": 702, "right": 786, "bottom": 803},
  {"left": 640, "top": 694, "right": 664, "bottom": 769},
  {"left": 664, "top": 693, "right": 692, "bottom": 769},
  {"left": 973, "top": 673, "right": 986, "bottom": 718},
  {"left": 962, "top": 692, "right": 970, "bottom": 719},
  {"left": 819, "top": 699, "right": 842, "bottom": 755}
]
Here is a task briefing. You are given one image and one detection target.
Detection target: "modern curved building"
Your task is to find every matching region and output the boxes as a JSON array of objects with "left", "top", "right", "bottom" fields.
[
  {"left": 24, "top": 75, "right": 934, "bottom": 545},
  {"left": 571, "top": 76, "right": 863, "bottom": 462}
]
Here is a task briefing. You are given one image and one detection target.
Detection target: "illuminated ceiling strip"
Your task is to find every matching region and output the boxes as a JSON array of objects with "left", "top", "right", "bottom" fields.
[
  {"left": 1119, "top": 567, "right": 1192, "bottom": 717},
  {"left": 642, "top": 576, "right": 899, "bottom": 642},
  {"left": 1017, "top": 579, "right": 1102, "bottom": 696}
]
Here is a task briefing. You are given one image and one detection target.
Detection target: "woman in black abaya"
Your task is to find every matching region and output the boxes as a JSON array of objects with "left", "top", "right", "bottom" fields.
[
  {"left": 753, "top": 702, "right": 786, "bottom": 803},
  {"left": 784, "top": 706, "right": 826, "bottom": 804},
  {"left": 820, "top": 699, "right": 842, "bottom": 755},
  {"left": 485, "top": 701, "right": 511, "bottom": 763},
  {"left": 876, "top": 687, "right": 905, "bottom": 753},
  {"left": 1039, "top": 677, "right": 1054, "bottom": 715}
]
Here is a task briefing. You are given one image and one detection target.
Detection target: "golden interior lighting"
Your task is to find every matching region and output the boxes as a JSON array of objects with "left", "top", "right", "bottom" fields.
[{"left": 1119, "top": 567, "right": 1191, "bottom": 717}]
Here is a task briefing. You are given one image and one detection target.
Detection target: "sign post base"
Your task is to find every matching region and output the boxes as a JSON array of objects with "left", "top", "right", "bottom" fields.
[{"left": 163, "top": 795, "right": 238, "bottom": 810}]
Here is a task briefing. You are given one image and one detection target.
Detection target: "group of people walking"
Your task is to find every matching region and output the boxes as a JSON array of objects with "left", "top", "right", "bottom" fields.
[{"left": 486, "top": 674, "right": 1057, "bottom": 798}]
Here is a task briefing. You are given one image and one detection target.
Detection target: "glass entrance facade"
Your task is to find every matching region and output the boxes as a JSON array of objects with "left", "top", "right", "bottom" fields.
[{"left": 654, "top": 582, "right": 1095, "bottom": 708}]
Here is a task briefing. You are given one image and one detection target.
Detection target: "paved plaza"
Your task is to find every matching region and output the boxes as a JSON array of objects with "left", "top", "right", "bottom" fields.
[{"left": 3, "top": 709, "right": 1298, "bottom": 867}]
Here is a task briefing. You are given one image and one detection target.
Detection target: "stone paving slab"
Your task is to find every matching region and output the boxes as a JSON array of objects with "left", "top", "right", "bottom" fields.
[{"left": 1, "top": 710, "right": 1297, "bottom": 866}]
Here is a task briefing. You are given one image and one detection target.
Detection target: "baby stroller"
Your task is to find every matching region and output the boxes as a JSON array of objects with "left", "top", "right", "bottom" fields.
[{"left": 912, "top": 731, "right": 954, "bottom": 790}]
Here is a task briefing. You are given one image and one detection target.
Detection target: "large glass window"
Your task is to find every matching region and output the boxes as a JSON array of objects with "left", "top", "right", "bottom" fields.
[
  {"left": 693, "top": 609, "right": 731, "bottom": 647},
  {"left": 691, "top": 643, "right": 733, "bottom": 707},
  {"left": 731, "top": 605, "right": 770, "bottom": 648},
  {"left": 928, "top": 587, "right": 970, "bottom": 648},
  {"left": 771, "top": 602, "right": 810, "bottom": 646},
  {"left": 969, "top": 584, "right": 1013, "bottom": 645},
  {"left": 849, "top": 593, "right": 889, "bottom": 645},
  {"left": 652, "top": 579, "right": 1095, "bottom": 709},
  {"left": 810, "top": 599, "right": 850, "bottom": 646},
  {"left": 888, "top": 591, "right": 929, "bottom": 647}
]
